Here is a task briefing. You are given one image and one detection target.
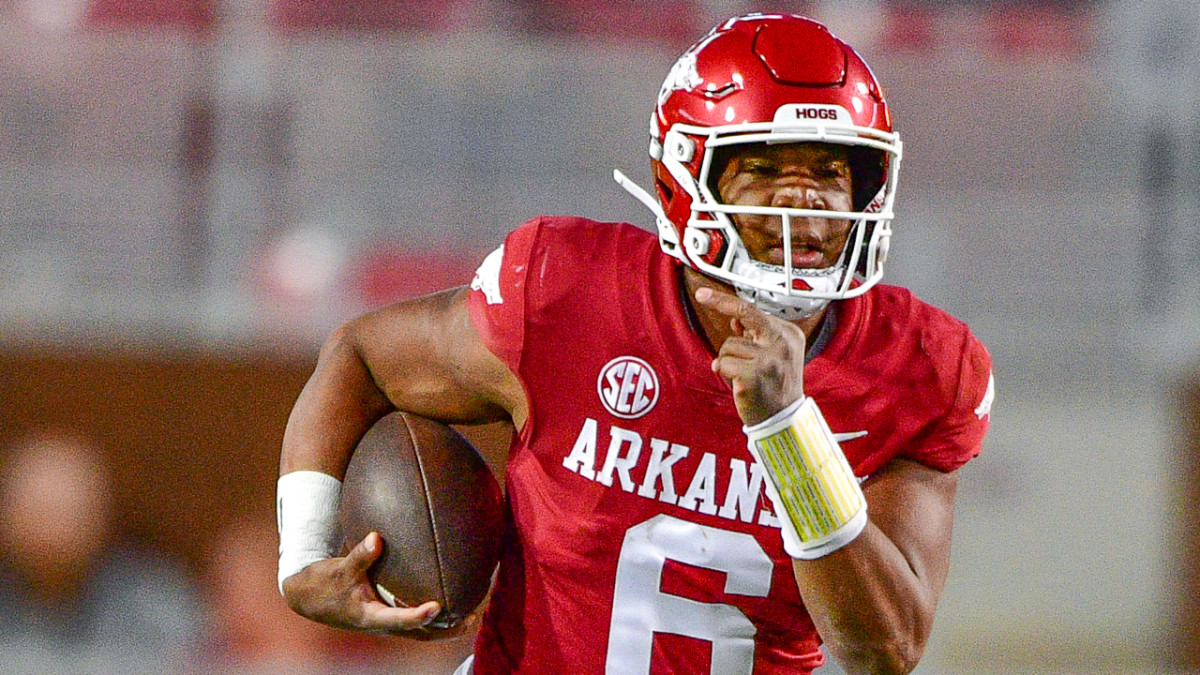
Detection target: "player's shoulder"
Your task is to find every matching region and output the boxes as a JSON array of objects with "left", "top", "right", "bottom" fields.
[
  {"left": 837, "top": 285, "right": 992, "bottom": 472},
  {"left": 864, "top": 284, "right": 984, "bottom": 354},
  {"left": 490, "top": 216, "right": 658, "bottom": 311},
  {"left": 508, "top": 215, "right": 655, "bottom": 256},
  {"left": 855, "top": 284, "right": 990, "bottom": 392},
  {"left": 498, "top": 216, "right": 658, "bottom": 290}
]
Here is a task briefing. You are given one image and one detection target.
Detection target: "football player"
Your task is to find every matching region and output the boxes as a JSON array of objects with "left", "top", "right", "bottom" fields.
[{"left": 277, "top": 13, "right": 993, "bottom": 675}]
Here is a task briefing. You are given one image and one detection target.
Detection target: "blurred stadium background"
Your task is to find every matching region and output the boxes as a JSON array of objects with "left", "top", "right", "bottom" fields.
[{"left": 0, "top": 0, "right": 1198, "bottom": 673}]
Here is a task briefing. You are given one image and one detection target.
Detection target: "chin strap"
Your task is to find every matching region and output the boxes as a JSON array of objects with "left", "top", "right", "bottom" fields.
[
  {"left": 730, "top": 254, "right": 841, "bottom": 319},
  {"left": 733, "top": 285, "right": 830, "bottom": 320}
]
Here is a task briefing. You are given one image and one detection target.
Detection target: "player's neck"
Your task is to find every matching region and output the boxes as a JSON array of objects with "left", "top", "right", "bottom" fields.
[{"left": 679, "top": 267, "right": 828, "bottom": 354}]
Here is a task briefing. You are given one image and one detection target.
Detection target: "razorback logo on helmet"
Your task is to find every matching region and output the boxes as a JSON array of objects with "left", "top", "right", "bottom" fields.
[
  {"left": 772, "top": 104, "right": 853, "bottom": 126},
  {"left": 656, "top": 47, "right": 705, "bottom": 104},
  {"left": 597, "top": 356, "right": 660, "bottom": 419}
]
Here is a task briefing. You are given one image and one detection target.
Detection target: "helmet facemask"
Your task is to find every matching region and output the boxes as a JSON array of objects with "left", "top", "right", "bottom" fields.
[{"left": 630, "top": 116, "right": 900, "bottom": 319}]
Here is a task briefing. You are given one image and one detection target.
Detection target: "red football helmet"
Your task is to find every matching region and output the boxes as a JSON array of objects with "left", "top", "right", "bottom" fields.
[{"left": 615, "top": 13, "right": 902, "bottom": 318}]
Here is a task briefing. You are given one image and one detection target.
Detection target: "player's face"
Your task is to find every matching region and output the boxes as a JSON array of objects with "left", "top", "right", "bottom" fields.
[{"left": 715, "top": 142, "right": 854, "bottom": 270}]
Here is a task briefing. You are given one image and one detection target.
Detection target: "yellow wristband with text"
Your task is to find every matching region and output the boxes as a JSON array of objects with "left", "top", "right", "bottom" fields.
[{"left": 744, "top": 397, "right": 867, "bottom": 559}]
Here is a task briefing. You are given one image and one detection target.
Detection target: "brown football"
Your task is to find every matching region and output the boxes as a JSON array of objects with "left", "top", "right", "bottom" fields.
[{"left": 339, "top": 411, "right": 504, "bottom": 631}]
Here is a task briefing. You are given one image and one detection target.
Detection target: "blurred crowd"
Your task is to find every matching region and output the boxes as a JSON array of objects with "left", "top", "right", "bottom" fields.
[
  {"left": 0, "top": 428, "right": 473, "bottom": 675},
  {"left": 1, "top": 0, "right": 1099, "bottom": 45}
]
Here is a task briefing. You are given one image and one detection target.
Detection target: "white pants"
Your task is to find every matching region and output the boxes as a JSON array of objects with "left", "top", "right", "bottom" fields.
[{"left": 452, "top": 655, "right": 474, "bottom": 675}]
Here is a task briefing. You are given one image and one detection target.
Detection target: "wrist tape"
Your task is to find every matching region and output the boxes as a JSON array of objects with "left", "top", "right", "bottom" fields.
[
  {"left": 744, "top": 397, "right": 867, "bottom": 560},
  {"left": 276, "top": 470, "right": 343, "bottom": 595}
]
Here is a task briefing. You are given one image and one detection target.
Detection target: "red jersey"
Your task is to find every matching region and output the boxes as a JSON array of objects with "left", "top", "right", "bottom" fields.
[{"left": 465, "top": 217, "right": 993, "bottom": 675}]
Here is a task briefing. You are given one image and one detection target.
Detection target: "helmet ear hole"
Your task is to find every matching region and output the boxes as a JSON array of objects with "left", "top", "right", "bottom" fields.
[{"left": 654, "top": 179, "right": 675, "bottom": 208}]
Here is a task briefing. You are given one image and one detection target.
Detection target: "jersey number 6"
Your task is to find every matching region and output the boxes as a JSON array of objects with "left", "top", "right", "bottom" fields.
[{"left": 605, "top": 514, "right": 774, "bottom": 674}]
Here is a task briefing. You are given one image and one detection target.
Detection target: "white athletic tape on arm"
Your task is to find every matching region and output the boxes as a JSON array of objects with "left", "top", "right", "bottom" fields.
[
  {"left": 744, "top": 397, "right": 867, "bottom": 559},
  {"left": 276, "top": 470, "right": 343, "bottom": 595}
]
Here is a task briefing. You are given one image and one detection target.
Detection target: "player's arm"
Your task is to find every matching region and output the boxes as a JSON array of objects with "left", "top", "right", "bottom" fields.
[
  {"left": 792, "top": 458, "right": 956, "bottom": 675},
  {"left": 280, "top": 285, "right": 523, "bottom": 477},
  {"left": 277, "top": 286, "right": 524, "bottom": 634},
  {"left": 695, "top": 285, "right": 959, "bottom": 675}
]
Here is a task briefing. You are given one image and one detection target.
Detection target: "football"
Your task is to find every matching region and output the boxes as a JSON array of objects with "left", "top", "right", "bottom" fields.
[{"left": 339, "top": 411, "right": 504, "bottom": 631}]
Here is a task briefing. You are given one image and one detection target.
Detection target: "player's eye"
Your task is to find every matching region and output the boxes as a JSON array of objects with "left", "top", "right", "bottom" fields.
[
  {"left": 740, "top": 158, "right": 778, "bottom": 178},
  {"left": 828, "top": 161, "right": 847, "bottom": 174},
  {"left": 816, "top": 161, "right": 850, "bottom": 180}
]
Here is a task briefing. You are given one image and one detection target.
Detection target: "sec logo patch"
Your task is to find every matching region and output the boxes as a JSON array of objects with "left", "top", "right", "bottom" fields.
[{"left": 597, "top": 356, "right": 660, "bottom": 419}]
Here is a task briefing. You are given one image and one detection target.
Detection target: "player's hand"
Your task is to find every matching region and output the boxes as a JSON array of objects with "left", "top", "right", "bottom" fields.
[
  {"left": 694, "top": 286, "right": 807, "bottom": 426},
  {"left": 281, "top": 531, "right": 442, "bottom": 636}
]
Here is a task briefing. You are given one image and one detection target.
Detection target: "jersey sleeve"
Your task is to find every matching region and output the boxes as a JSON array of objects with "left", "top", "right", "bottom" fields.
[
  {"left": 904, "top": 332, "right": 994, "bottom": 472},
  {"left": 466, "top": 218, "right": 542, "bottom": 373}
]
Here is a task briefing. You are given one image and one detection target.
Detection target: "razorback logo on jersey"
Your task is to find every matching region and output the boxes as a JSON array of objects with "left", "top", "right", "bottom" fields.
[
  {"left": 597, "top": 356, "right": 659, "bottom": 419},
  {"left": 470, "top": 245, "right": 504, "bottom": 305},
  {"left": 974, "top": 372, "right": 995, "bottom": 419}
]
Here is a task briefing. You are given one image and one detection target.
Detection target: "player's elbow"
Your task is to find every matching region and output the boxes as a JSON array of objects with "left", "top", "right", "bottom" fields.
[
  {"left": 873, "top": 640, "right": 926, "bottom": 675},
  {"left": 831, "top": 639, "right": 924, "bottom": 675},
  {"left": 318, "top": 319, "right": 377, "bottom": 379},
  {"left": 826, "top": 615, "right": 931, "bottom": 675},
  {"left": 321, "top": 319, "right": 364, "bottom": 361}
]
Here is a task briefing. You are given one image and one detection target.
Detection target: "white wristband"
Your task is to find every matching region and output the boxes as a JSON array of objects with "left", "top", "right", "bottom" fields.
[
  {"left": 745, "top": 397, "right": 867, "bottom": 560},
  {"left": 276, "top": 470, "right": 343, "bottom": 595}
]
